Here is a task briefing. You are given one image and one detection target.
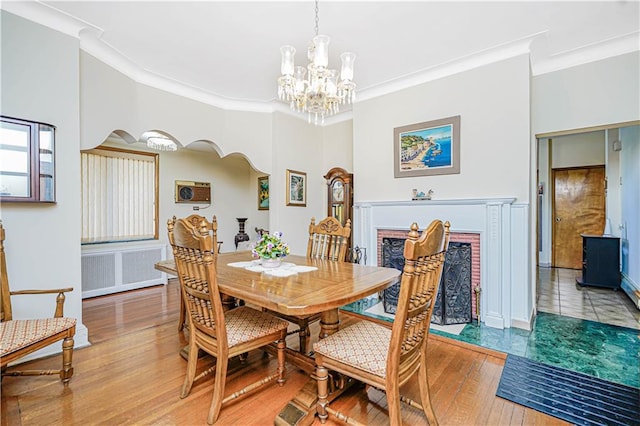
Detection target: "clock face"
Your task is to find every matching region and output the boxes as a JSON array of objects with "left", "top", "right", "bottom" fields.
[
  {"left": 332, "top": 181, "right": 344, "bottom": 202},
  {"left": 179, "top": 186, "right": 194, "bottom": 201}
]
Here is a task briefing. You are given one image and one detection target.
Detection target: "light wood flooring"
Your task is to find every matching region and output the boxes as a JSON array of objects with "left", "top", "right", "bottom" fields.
[{"left": 1, "top": 280, "right": 569, "bottom": 425}]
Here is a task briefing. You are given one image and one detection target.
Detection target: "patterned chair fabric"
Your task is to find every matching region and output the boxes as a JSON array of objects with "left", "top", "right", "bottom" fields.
[
  {"left": 0, "top": 221, "right": 76, "bottom": 385},
  {"left": 168, "top": 215, "right": 289, "bottom": 425},
  {"left": 267, "top": 216, "right": 352, "bottom": 355},
  {"left": 314, "top": 219, "right": 450, "bottom": 426},
  {"left": 1, "top": 318, "right": 76, "bottom": 356}
]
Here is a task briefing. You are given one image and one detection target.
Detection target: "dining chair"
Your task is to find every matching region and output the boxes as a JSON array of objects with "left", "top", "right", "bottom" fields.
[
  {"left": 307, "top": 216, "right": 352, "bottom": 261},
  {"left": 0, "top": 221, "right": 76, "bottom": 385},
  {"left": 175, "top": 215, "right": 232, "bottom": 331},
  {"left": 167, "top": 215, "right": 289, "bottom": 425},
  {"left": 313, "top": 219, "right": 450, "bottom": 426},
  {"left": 268, "top": 216, "right": 352, "bottom": 355}
]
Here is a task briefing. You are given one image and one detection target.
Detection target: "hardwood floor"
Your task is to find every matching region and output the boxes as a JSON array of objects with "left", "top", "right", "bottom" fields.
[{"left": 1, "top": 281, "right": 568, "bottom": 425}]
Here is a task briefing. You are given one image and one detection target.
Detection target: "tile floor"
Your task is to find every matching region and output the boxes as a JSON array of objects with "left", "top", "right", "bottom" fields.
[
  {"left": 537, "top": 266, "right": 640, "bottom": 330},
  {"left": 343, "top": 267, "right": 640, "bottom": 389}
]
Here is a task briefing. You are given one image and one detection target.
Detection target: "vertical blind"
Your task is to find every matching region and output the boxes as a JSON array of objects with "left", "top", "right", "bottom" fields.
[{"left": 81, "top": 149, "right": 157, "bottom": 243}]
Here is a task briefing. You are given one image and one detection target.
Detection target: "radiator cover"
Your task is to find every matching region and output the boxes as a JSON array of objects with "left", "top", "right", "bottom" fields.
[{"left": 81, "top": 243, "right": 166, "bottom": 298}]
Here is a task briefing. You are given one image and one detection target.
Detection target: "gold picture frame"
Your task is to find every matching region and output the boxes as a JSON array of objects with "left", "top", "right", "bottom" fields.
[
  {"left": 257, "top": 176, "right": 269, "bottom": 210},
  {"left": 286, "top": 169, "right": 306, "bottom": 207}
]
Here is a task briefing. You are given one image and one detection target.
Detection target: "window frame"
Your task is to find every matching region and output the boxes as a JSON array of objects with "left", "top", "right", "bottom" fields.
[
  {"left": 0, "top": 115, "right": 56, "bottom": 203},
  {"left": 81, "top": 145, "right": 159, "bottom": 244}
]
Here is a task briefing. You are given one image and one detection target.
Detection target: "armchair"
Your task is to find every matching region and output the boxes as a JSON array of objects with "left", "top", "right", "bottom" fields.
[{"left": 0, "top": 221, "right": 76, "bottom": 385}]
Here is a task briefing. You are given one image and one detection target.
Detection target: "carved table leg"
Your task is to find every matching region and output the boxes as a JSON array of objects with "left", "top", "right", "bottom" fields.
[{"left": 275, "top": 308, "right": 351, "bottom": 426}]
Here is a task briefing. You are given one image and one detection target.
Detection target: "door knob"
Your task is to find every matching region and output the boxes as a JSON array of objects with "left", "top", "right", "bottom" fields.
[{"left": 556, "top": 217, "right": 561, "bottom": 222}]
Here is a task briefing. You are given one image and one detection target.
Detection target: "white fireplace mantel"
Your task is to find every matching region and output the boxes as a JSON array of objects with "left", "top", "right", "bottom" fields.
[{"left": 353, "top": 197, "right": 532, "bottom": 330}]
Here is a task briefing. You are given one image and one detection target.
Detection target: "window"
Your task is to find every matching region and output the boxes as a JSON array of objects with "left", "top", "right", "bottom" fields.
[
  {"left": 0, "top": 116, "right": 55, "bottom": 202},
  {"left": 81, "top": 146, "right": 158, "bottom": 244}
]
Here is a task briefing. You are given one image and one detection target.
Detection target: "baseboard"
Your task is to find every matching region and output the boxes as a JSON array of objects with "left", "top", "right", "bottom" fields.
[
  {"left": 621, "top": 274, "right": 640, "bottom": 311},
  {"left": 511, "top": 311, "right": 534, "bottom": 331}
]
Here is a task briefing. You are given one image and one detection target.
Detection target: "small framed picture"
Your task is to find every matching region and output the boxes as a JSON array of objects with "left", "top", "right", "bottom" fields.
[
  {"left": 257, "top": 176, "right": 269, "bottom": 210},
  {"left": 286, "top": 169, "right": 306, "bottom": 207}
]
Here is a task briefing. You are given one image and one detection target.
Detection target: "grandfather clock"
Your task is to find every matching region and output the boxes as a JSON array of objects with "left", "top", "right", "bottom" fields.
[{"left": 324, "top": 167, "right": 353, "bottom": 231}]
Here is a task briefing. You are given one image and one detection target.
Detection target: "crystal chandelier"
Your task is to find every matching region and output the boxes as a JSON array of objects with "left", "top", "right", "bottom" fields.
[{"left": 277, "top": 0, "right": 356, "bottom": 125}]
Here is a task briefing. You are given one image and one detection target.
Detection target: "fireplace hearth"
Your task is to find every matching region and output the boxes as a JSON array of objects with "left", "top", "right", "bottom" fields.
[{"left": 382, "top": 240, "right": 472, "bottom": 325}]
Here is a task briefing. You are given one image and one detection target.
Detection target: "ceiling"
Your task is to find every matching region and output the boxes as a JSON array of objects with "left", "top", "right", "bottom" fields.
[{"left": 3, "top": 1, "right": 639, "bottom": 121}]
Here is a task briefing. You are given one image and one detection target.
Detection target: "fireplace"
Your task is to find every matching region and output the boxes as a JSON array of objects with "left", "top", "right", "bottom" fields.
[
  {"left": 381, "top": 240, "right": 472, "bottom": 325},
  {"left": 354, "top": 198, "right": 529, "bottom": 330},
  {"left": 378, "top": 230, "right": 479, "bottom": 323}
]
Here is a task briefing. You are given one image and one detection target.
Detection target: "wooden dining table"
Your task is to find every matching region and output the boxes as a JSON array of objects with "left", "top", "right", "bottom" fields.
[{"left": 155, "top": 250, "right": 400, "bottom": 426}]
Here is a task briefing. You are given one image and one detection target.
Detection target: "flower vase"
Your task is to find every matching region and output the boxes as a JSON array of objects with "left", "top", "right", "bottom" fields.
[{"left": 261, "top": 257, "right": 282, "bottom": 269}]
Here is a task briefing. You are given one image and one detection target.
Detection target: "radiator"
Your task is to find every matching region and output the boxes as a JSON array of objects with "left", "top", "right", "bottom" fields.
[{"left": 81, "top": 243, "right": 167, "bottom": 298}]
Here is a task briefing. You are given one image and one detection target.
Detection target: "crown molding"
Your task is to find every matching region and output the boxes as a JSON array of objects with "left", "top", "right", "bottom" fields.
[
  {"left": 531, "top": 31, "right": 639, "bottom": 76},
  {"left": 356, "top": 32, "right": 542, "bottom": 103},
  {"left": 3, "top": 2, "right": 637, "bottom": 124},
  {"left": 0, "top": 1, "right": 98, "bottom": 38}
]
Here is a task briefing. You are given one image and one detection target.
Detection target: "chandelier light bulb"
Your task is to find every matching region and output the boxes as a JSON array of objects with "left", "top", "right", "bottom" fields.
[
  {"left": 280, "top": 46, "right": 296, "bottom": 76},
  {"left": 312, "top": 35, "right": 330, "bottom": 68},
  {"left": 340, "top": 52, "right": 356, "bottom": 81}
]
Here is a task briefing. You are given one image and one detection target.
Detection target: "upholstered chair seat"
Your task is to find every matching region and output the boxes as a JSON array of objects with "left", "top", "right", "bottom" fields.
[
  {"left": 215, "top": 306, "right": 288, "bottom": 347},
  {"left": 314, "top": 220, "right": 450, "bottom": 426},
  {"left": 0, "top": 221, "right": 76, "bottom": 385},
  {"left": 266, "top": 216, "right": 352, "bottom": 355},
  {"left": 313, "top": 320, "right": 390, "bottom": 377},
  {"left": 168, "top": 215, "right": 288, "bottom": 425},
  {"left": 1, "top": 318, "right": 77, "bottom": 357}
]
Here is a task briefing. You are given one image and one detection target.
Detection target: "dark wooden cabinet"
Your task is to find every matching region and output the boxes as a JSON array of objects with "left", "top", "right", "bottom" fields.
[{"left": 576, "top": 234, "right": 620, "bottom": 289}]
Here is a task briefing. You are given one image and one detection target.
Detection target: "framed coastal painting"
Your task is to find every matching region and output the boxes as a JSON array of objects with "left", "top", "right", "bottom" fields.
[
  {"left": 257, "top": 176, "right": 269, "bottom": 210},
  {"left": 286, "top": 169, "right": 306, "bottom": 206},
  {"left": 393, "top": 115, "right": 460, "bottom": 178}
]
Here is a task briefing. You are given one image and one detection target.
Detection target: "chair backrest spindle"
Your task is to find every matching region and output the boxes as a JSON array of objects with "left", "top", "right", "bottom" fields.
[
  {"left": 307, "top": 217, "right": 352, "bottom": 262},
  {"left": 168, "top": 215, "right": 227, "bottom": 344},
  {"left": 388, "top": 220, "right": 450, "bottom": 375}
]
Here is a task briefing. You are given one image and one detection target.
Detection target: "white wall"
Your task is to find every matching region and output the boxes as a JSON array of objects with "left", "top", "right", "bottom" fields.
[
  {"left": 271, "top": 112, "right": 325, "bottom": 255},
  {"left": 620, "top": 126, "right": 639, "bottom": 293},
  {"left": 0, "top": 11, "right": 89, "bottom": 353},
  {"left": 353, "top": 54, "right": 531, "bottom": 203},
  {"left": 551, "top": 131, "right": 604, "bottom": 168},
  {"left": 532, "top": 52, "right": 640, "bottom": 134},
  {"left": 532, "top": 53, "right": 639, "bottom": 282},
  {"left": 537, "top": 139, "right": 551, "bottom": 265},
  {"left": 352, "top": 54, "right": 533, "bottom": 328},
  {"left": 80, "top": 53, "right": 274, "bottom": 174},
  {"left": 321, "top": 119, "right": 354, "bottom": 218},
  {"left": 153, "top": 145, "right": 260, "bottom": 253},
  {"left": 606, "top": 128, "right": 622, "bottom": 237}
]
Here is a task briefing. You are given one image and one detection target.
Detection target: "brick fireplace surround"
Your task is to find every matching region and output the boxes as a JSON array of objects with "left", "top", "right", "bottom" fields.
[{"left": 352, "top": 198, "right": 532, "bottom": 330}]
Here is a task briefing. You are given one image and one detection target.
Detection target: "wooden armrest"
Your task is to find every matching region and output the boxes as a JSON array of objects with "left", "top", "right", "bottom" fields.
[
  {"left": 10, "top": 287, "right": 74, "bottom": 295},
  {"left": 9, "top": 288, "right": 74, "bottom": 318}
]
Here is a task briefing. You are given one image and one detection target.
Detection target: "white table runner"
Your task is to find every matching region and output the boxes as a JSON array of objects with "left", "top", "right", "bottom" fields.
[{"left": 227, "top": 260, "right": 318, "bottom": 277}]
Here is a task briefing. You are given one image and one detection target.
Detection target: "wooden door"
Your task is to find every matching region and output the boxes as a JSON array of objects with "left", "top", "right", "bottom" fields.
[{"left": 552, "top": 166, "right": 605, "bottom": 269}]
